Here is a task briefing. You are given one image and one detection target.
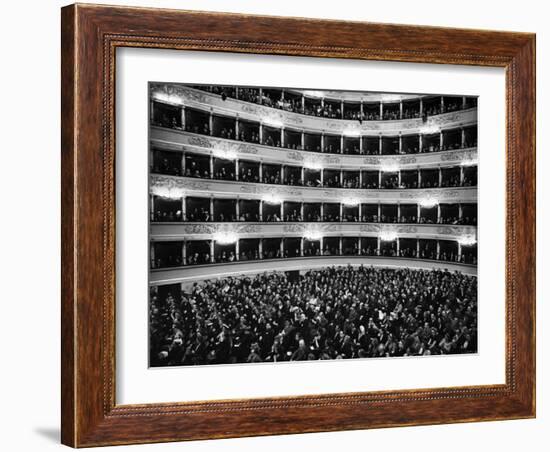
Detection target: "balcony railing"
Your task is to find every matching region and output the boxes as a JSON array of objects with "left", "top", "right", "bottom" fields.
[
  {"left": 151, "top": 222, "right": 477, "bottom": 240},
  {"left": 151, "top": 127, "right": 479, "bottom": 171},
  {"left": 149, "top": 256, "right": 477, "bottom": 287},
  {"left": 150, "top": 174, "right": 478, "bottom": 204},
  {"left": 150, "top": 247, "right": 477, "bottom": 270},
  {"left": 150, "top": 84, "right": 478, "bottom": 134},
  {"left": 187, "top": 85, "right": 476, "bottom": 121}
]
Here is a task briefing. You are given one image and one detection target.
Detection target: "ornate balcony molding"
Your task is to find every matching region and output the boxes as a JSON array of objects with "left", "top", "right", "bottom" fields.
[
  {"left": 285, "top": 89, "right": 423, "bottom": 102},
  {"left": 149, "top": 256, "right": 477, "bottom": 286},
  {"left": 151, "top": 222, "right": 476, "bottom": 241},
  {"left": 151, "top": 128, "right": 478, "bottom": 170},
  {"left": 150, "top": 174, "right": 478, "bottom": 203},
  {"left": 150, "top": 84, "right": 478, "bottom": 134}
]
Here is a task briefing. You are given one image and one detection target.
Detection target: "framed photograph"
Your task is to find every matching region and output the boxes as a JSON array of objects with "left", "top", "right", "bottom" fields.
[{"left": 61, "top": 4, "right": 536, "bottom": 447}]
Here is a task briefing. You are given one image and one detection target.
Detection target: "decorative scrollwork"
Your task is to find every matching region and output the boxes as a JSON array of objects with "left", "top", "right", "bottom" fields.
[
  {"left": 440, "top": 150, "right": 477, "bottom": 162},
  {"left": 433, "top": 112, "right": 461, "bottom": 125},
  {"left": 182, "top": 224, "right": 216, "bottom": 235},
  {"left": 287, "top": 151, "right": 305, "bottom": 162},
  {"left": 185, "top": 135, "right": 259, "bottom": 155},
  {"left": 181, "top": 89, "right": 207, "bottom": 104},
  {"left": 283, "top": 224, "right": 306, "bottom": 233},
  {"left": 397, "top": 156, "right": 417, "bottom": 164},
  {"left": 187, "top": 136, "right": 213, "bottom": 149},
  {"left": 239, "top": 185, "right": 262, "bottom": 194},
  {"left": 150, "top": 175, "right": 185, "bottom": 191},
  {"left": 359, "top": 224, "right": 381, "bottom": 232},
  {"left": 324, "top": 224, "right": 343, "bottom": 233},
  {"left": 364, "top": 157, "right": 381, "bottom": 165},
  {"left": 396, "top": 225, "right": 418, "bottom": 233},
  {"left": 322, "top": 156, "right": 342, "bottom": 165},
  {"left": 241, "top": 103, "right": 260, "bottom": 115},
  {"left": 151, "top": 175, "right": 211, "bottom": 193},
  {"left": 398, "top": 189, "right": 464, "bottom": 200},
  {"left": 236, "top": 225, "right": 262, "bottom": 234},
  {"left": 436, "top": 226, "right": 468, "bottom": 235}
]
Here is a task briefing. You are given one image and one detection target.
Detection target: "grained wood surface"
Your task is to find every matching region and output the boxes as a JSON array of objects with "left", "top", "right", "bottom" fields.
[{"left": 61, "top": 3, "right": 536, "bottom": 447}]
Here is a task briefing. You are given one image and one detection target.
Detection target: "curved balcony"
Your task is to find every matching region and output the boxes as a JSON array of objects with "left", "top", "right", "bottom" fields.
[
  {"left": 150, "top": 230, "right": 477, "bottom": 281},
  {"left": 151, "top": 222, "right": 476, "bottom": 241},
  {"left": 150, "top": 174, "right": 477, "bottom": 204},
  {"left": 149, "top": 256, "right": 477, "bottom": 286},
  {"left": 150, "top": 83, "right": 478, "bottom": 134},
  {"left": 151, "top": 127, "right": 478, "bottom": 170}
]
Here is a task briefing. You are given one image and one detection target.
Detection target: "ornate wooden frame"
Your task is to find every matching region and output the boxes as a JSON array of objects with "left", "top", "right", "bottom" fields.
[{"left": 61, "top": 3, "right": 536, "bottom": 447}]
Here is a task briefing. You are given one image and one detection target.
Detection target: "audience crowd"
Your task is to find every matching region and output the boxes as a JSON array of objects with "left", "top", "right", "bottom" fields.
[
  {"left": 149, "top": 266, "right": 478, "bottom": 366},
  {"left": 152, "top": 114, "right": 477, "bottom": 157},
  {"left": 190, "top": 85, "right": 474, "bottom": 122},
  {"left": 153, "top": 208, "right": 477, "bottom": 226},
  {"left": 156, "top": 158, "right": 476, "bottom": 191}
]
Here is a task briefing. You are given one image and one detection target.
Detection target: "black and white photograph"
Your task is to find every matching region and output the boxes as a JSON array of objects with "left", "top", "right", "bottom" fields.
[
  {"left": 2, "top": 0, "right": 542, "bottom": 449},
  {"left": 148, "top": 83, "right": 479, "bottom": 367}
]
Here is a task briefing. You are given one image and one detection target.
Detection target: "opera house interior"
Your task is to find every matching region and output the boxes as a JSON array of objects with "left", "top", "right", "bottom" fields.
[{"left": 148, "top": 83, "right": 479, "bottom": 367}]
